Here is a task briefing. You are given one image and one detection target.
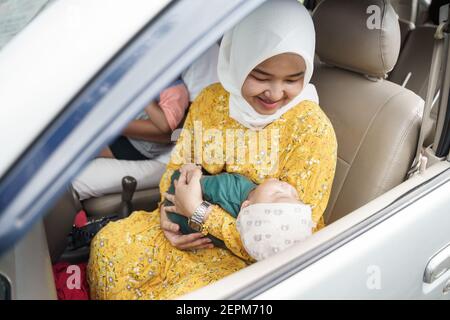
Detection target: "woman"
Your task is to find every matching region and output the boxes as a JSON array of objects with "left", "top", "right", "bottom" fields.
[{"left": 87, "top": 0, "right": 337, "bottom": 300}]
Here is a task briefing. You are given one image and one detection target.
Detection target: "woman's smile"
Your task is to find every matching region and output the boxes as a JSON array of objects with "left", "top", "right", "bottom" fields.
[{"left": 255, "top": 96, "right": 284, "bottom": 111}]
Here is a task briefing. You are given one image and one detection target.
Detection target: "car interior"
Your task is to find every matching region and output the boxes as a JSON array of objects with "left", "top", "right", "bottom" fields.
[
  {"left": 49, "top": 0, "right": 446, "bottom": 264},
  {"left": 1, "top": 0, "right": 449, "bottom": 299}
]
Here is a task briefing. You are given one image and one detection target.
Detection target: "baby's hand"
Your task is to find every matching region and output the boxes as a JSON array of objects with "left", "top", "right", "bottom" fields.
[
  {"left": 180, "top": 163, "right": 199, "bottom": 172},
  {"left": 180, "top": 163, "right": 202, "bottom": 183}
]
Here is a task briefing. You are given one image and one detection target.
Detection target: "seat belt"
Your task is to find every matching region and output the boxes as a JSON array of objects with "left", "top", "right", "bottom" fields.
[{"left": 407, "top": 22, "right": 447, "bottom": 178}]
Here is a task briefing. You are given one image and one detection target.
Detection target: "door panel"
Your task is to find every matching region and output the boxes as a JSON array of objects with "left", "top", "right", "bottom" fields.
[
  {"left": 255, "top": 169, "right": 450, "bottom": 299},
  {"left": 0, "top": 221, "right": 56, "bottom": 300}
]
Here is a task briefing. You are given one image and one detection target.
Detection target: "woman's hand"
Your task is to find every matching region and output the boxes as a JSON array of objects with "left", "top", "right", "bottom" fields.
[
  {"left": 160, "top": 204, "right": 213, "bottom": 250},
  {"left": 164, "top": 168, "right": 203, "bottom": 218}
]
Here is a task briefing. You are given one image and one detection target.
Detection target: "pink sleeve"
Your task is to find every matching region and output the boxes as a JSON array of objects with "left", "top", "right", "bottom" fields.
[{"left": 158, "top": 83, "right": 190, "bottom": 131}]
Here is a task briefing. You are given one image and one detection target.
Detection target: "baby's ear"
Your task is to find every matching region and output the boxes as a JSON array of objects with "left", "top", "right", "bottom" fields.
[{"left": 241, "top": 200, "right": 251, "bottom": 209}]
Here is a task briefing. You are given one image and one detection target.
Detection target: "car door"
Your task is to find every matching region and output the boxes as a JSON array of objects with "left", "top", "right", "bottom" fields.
[
  {"left": 0, "top": 0, "right": 267, "bottom": 299},
  {"left": 0, "top": 0, "right": 268, "bottom": 254},
  {"left": 253, "top": 167, "right": 450, "bottom": 299},
  {"left": 180, "top": 160, "right": 450, "bottom": 300}
]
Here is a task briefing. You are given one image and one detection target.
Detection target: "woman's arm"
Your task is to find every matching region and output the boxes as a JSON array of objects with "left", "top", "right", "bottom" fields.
[
  {"left": 203, "top": 206, "right": 255, "bottom": 261},
  {"left": 282, "top": 118, "right": 338, "bottom": 231},
  {"left": 158, "top": 88, "right": 216, "bottom": 250},
  {"left": 159, "top": 84, "right": 254, "bottom": 260},
  {"left": 164, "top": 169, "right": 254, "bottom": 262}
]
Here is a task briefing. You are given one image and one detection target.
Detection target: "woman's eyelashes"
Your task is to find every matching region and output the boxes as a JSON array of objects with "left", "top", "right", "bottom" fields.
[
  {"left": 285, "top": 74, "right": 305, "bottom": 84},
  {"left": 284, "top": 78, "right": 302, "bottom": 84},
  {"left": 250, "top": 74, "right": 303, "bottom": 84},
  {"left": 251, "top": 74, "right": 269, "bottom": 82}
]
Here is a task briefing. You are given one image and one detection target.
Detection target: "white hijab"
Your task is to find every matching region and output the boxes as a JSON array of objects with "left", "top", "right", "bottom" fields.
[{"left": 218, "top": 0, "right": 318, "bottom": 130}]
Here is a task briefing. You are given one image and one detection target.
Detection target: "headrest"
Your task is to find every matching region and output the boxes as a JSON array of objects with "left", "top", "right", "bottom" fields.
[
  {"left": 313, "top": 0, "right": 401, "bottom": 78},
  {"left": 390, "top": 0, "right": 414, "bottom": 21},
  {"left": 429, "top": 0, "right": 449, "bottom": 25}
]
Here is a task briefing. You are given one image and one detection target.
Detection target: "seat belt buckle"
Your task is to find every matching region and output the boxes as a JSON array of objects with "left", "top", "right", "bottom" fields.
[{"left": 407, "top": 153, "right": 428, "bottom": 179}]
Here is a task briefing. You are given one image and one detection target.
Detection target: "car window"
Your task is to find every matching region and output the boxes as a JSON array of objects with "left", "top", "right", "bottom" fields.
[{"left": 0, "top": 0, "right": 266, "bottom": 255}]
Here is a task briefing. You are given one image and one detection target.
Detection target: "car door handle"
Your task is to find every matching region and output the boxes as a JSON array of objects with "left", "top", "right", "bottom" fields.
[{"left": 424, "top": 244, "right": 450, "bottom": 284}]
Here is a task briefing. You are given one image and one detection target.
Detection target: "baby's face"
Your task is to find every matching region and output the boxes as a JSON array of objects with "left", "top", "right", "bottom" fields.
[{"left": 247, "top": 178, "right": 300, "bottom": 205}]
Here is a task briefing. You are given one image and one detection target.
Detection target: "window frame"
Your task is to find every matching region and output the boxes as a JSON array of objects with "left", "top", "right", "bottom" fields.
[{"left": 0, "top": 0, "right": 267, "bottom": 254}]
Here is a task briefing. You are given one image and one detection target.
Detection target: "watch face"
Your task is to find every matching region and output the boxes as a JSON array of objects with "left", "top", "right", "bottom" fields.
[{"left": 188, "top": 219, "right": 202, "bottom": 232}]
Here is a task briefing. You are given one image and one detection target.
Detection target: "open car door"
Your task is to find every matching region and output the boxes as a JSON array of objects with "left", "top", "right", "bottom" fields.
[{"left": 0, "top": 0, "right": 267, "bottom": 299}]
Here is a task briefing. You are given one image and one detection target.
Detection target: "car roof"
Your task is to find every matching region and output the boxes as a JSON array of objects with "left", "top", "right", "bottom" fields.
[{"left": 0, "top": 0, "right": 171, "bottom": 177}]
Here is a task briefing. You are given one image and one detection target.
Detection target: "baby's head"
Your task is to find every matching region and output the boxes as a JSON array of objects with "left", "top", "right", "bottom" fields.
[
  {"left": 242, "top": 178, "right": 301, "bottom": 208},
  {"left": 237, "top": 178, "right": 315, "bottom": 261}
]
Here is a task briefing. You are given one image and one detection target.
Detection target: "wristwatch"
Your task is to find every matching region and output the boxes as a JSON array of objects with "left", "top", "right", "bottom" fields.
[{"left": 188, "top": 201, "right": 211, "bottom": 232}]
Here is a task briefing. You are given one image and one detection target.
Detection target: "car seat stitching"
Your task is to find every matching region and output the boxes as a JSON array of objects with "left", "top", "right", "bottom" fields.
[
  {"left": 376, "top": 100, "right": 422, "bottom": 195},
  {"left": 348, "top": 90, "right": 405, "bottom": 166},
  {"left": 379, "top": 1, "right": 388, "bottom": 75},
  {"left": 333, "top": 90, "right": 406, "bottom": 216}
]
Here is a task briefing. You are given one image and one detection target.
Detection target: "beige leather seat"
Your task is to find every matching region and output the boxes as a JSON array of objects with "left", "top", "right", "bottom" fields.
[
  {"left": 390, "top": 0, "right": 417, "bottom": 22},
  {"left": 389, "top": 0, "right": 445, "bottom": 100},
  {"left": 389, "top": 25, "right": 436, "bottom": 99},
  {"left": 83, "top": 187, "right": 160, "bottom": 217},
  {"left": 390, "top": 0, "right": 417, "bottom": 49},
  {"left": 388, "top": 0, "right": 446, "bottom": 146},
  {"left": 312, "top": 0, "right": 424, "bottom": 224}
]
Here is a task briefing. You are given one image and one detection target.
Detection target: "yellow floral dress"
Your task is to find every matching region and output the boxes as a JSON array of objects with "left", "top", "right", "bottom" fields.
[{"left": 87, "top": 83, "right": 337, "bottom": 300}]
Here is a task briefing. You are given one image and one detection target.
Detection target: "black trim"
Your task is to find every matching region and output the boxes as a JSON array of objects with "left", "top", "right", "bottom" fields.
[
  {"left": 109, "top": 136, "right": 148, "bottom": 161},
  {"left": 0, "top": 273, "right": 11, "bottom": 300},
  {"left": 436, "top": 89, "right": 450, "bottom": 157},
  {"left": 303, "top": 0, "right": 316, "bottom": 11}
]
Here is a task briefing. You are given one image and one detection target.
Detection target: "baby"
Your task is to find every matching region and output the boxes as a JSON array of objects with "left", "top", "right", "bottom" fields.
[{"left": 164, "top": 164, "right": 315, "bottom": 261}]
